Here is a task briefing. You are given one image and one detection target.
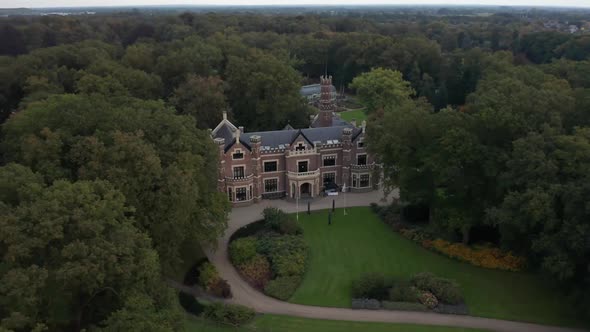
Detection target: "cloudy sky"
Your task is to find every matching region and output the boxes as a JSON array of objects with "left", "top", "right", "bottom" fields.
[{"left": 2, "top": 0, "right": 590, "bottom": 8}]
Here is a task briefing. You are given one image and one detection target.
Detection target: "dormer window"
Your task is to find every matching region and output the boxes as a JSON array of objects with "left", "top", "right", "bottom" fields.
[
  {"left": 232, "top": 149, "right": 244, "bottom": 159},
  {"left": 295, "top": 143, "right": 306, "bottom": 151}
]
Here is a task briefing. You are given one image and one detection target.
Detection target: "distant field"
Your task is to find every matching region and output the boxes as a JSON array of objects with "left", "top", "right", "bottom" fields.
[
  {"left": 339, "top": 109, "right": 367, "bottom": 122},
  {"left": 185, "top": 314, "right": 491, "bottom": 332},
  {"left": 289, "top": 207, "right": 584, "bottom": 328}
]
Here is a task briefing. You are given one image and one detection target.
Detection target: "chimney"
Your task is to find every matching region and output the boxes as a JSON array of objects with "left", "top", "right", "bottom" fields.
[
  {"left": 222, "top": 111, "right": 227, "bottom": 120},
  {"left": 351, "top": 119, "right": 357, "bottom": 127},
  {"left": 235, "top": 128, "right": 240, "bottom": 143},
  {"left": 361, "top": 120, "right": 366, "bottom": 133},
  {"left": 239, "top": 126, "right": 244, "bottom": 133}
]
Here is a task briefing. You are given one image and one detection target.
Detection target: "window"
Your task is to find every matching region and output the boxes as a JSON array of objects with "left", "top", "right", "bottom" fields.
[
  {"left": 323, "top": 155, "right": 336, "bottom": 167},
  {"left": 357, "top": 154, "right": 367, "bottom": 165},
  {"left": 357, "top": 139, "right": 365, "bottom": 148},
  {"left": 295, "top": 142, "right": 306, "bottom": 151},
  {"left": 233, "top": 166, "right": 245, "bottom": 178},
  {"left": 360, "top": 174, "right": 370, "bottom": 187},
  {"left": 232, "top": 150, "right": 244, "bottom": 159},
  {"left": 323, "top": 172, "right": 335, "bottom": 186},
  {"left": 249, "top": 185, "right": 252, "bottom": 200},
  {"left": 352, "top": 174, "right": 358, "bottom": 187},
  {"left": 236, "top": 187, "right": 247, "bottom": 201},
  {"left": 228, "top": 187, "right": 233, "bottom": 202},
  {"left": 298, "top": 161, "right": 308, "bottom": 173},
  {"left": 264, "top": 178, "right": 278, "bottom": 193},
  {"left": 264, "top": 161, "right": 277, "bottom": 172}
]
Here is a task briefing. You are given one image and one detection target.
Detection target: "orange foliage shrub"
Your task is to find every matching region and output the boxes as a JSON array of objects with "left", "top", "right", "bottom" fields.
[{"left": 430, "top": 239, "right": 525, "bottom": 272}]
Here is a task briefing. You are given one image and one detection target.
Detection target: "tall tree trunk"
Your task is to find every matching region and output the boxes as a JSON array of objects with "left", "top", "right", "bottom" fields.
[{"left": 462, "top": 225, "right": 471, "bottom": 245}]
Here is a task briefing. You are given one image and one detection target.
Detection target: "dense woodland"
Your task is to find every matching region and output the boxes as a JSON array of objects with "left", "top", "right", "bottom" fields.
[{"left": 0, "top": 8, "right": 589, "bottom": 331}]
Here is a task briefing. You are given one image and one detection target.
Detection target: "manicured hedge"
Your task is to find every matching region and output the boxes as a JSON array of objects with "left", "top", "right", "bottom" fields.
[
  {"left": 203, "top": 303, "right": 255, "bottom": 326},
  {"left": 351, "top": 298, "right": 381, "bottom": 310},
  {"left": 381, "top": 301, "right": 429, "bottom": 312},
  {"left": 388, "top": 282, "right": 420, "bottom": 302},
  {"left": 238, "top": 254, "right": 272, "bottom": 289},
  {"left": 197, "top": 262, "right": 232, "bottom": 298}
]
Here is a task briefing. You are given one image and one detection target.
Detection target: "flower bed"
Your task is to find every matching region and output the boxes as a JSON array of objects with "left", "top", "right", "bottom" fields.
[
  {"left": 229, "top": 207, "right": 308, "bottom": 301},
  {"left": 350, "top": 272, "right": 468, "bottom": 315},
  {"left": 372, "top": 203, "right": 525, "bottom": 272}
]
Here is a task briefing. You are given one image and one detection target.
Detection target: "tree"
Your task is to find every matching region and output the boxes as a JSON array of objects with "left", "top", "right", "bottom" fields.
[
  {"left": 0, "top": 175, "right": 182, "bottom": 331},
  {"left": 225, "top": 49, "right": 310, "bottom": 131},
  {"left": 350, "top": 68, "right": 414, "bottom": 114},
  {"left": 2, "top": 94, "right": 230, "bottom": 272},
  {"left": 170, "top": 75, "right": 227, "bottom": 129}
]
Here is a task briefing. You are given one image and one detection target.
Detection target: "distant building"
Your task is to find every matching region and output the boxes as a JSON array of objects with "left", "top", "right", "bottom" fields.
[
  {"left": 212, "top": 76, "right": 378, "bottom": 206},
  {"left": 300, "top": 82, "right": 337, "bottom": 102}
]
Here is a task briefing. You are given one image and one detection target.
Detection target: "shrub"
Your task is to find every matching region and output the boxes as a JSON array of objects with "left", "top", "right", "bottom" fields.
[
  {"left": 400, "top": 228, "right": 432, "bottom": 242},
  {"left": 209, "top": 279, "right": 232, "bottom": 298},
  {"left": 203, "top": 303, "right": 255, "bottom": 326},
  {"left": 430, "top": 239, "right": 525, "bottom": 272},
  {"left": 418, "top": 291, "right": 438, "bottom": 309},
  {"left": 257, "top": 235, "right": 307, "bottom": 277},
  {"left": 229, "top": 236, "right": 258, "bottom": 266},
  {"left": 262, "top": 207, "right": 301, "bottom": 235},
  {"left": 389, "top": 282, "right": 419, "bottom": 303},
  {"left": 178, "top": 292, "right": 205, "bottom": 315},
  {"left": 351, "top": 298, "right": 381, "bottom": 310},
  {"left": 351, "top": 273, "right": 390, "bottom": 300},
  {"left": 410, "top": 272, "right": 463, "bottom": 305},
  {"left": 264, "top": 276, "right": 302, "bottom": 301},
  {"left": 433, "top": 303, "right": 469, "bottom": 315},
  {"left": 198, "top": 262, "right": 220, "bottom": 290},
  {"left": 381, "top": 301, "right": 429, "bottom": 312},
  {"left": 238, "top": 254, "right": 272, "bottom": 289}
]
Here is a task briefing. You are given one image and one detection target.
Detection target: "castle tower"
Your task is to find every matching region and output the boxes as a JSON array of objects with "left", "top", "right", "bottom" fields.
[{"left": 318, "top": 75, "right": 334, "bottom": 127}]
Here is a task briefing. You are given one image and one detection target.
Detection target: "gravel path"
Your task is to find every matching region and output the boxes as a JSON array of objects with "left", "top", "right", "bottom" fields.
[{"left": 204, "top": 189, "right": 586, "bottom": 332}]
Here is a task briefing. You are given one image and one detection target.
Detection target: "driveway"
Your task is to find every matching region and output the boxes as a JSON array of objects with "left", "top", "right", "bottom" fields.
[{"left": 203, "top": 189, "right": 586, "bottom": 332}]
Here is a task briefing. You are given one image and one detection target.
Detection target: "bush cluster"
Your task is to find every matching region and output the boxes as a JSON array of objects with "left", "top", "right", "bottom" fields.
[
  {"left": 262, "top": 207, "right": 302, "bottom": 235},
  {"left": 410, "top": 272, "right": 463, "bottom": 305},
  {"left": 229, "top": 208, "right": 307, "bottom": 301},
  {"left": 237, "top": 254, "right": 272, "bottom": 290},
  {"left": 351, "top": 273, "right": 391, "bottom": 300},
  {"left": 229, "top": 236, "right": 258, "bottom": 266},
  {"left": 197, "top": 262, "right": 232, "bottom": 298},
  {"left": 203, "top": 303, "right": 255, "bottom": 326},
  {"left": 429, "top": 239, "right": 525, "bottom": 272},
  {"left": 350, "top": 272, "right": 466, "bottom": 313},
  {"left": 264, "top": 276, "right": 302, "bottom": 300}
]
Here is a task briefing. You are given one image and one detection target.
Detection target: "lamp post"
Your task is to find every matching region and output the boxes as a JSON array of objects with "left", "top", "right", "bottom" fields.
[
  {"left": 343, "top": 183, "right": 347, "bottom": 216},
  {"left": 296, "top": 187, "right": 299, "bottom": 221}
]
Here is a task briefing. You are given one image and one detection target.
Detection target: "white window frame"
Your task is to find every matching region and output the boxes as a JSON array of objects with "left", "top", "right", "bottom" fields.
[
  {"left": 359, "top": 173, "right": 371, "bottom": 188},
  {"left": 357, "top": 138, "right": 365, "bottom": 149},
  {"left": 234, "top": 186, "right": 249, "bottom": 202},
  {"left": 232, "top": 165, "right": 246, "bottom": 178},
  {"left": 263, "top": 177, "right": 279, "bottom": 193}
]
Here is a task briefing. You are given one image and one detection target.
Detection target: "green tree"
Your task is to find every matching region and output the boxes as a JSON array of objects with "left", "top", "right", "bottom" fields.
[
  {"left": 350, "top": 68, "right": 414, "bottom": 114},
  {"left": 0, "top": 176, "right": 182, "bottom": 331},
  {"left": 170, "top": 75, "right": 228, "bottom": 129}
]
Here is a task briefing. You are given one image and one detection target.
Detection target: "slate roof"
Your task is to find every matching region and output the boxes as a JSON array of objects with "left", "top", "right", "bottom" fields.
[
  {"left": 300, "top": 84, "right": 336, "bottom": 97},
  {"left": 238, "top": 125, "right": 363, "bottom": 150},
  {"left": 310, "top": 113, "right": 350, "bottom": 128}
]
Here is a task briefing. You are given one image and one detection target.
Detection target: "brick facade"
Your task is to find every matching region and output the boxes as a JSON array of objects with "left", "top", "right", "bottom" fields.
[{"left": 212, "top": 76, "right": 378, "bottom": 206}]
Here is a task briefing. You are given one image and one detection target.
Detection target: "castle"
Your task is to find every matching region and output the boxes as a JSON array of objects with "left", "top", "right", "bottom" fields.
[{"left": 211, "top": 76, "right": 378, "bottom": 206}]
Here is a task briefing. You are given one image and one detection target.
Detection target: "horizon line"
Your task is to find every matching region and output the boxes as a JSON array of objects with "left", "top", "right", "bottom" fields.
[{"left": 3, "top": 2, "right": 590, "bottom": 10}]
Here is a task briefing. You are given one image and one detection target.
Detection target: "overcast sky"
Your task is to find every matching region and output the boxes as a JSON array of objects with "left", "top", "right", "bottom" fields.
[{"left": 2, "top": 0, "right": 590, "bottom": 9}]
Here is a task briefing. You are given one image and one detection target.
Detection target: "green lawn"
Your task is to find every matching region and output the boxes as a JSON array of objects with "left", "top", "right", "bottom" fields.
[
  {"left": 185, "top": 314, "right": 490, "bottom": 332},
  {"left": 339, "top": 109, "right": 367, "bottom": 122},
  {"left": 289, "top": 207, "right": 583, "bottom": 327}
]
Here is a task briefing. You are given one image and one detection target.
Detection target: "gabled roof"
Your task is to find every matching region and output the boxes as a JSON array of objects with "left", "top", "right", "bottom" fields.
[
  {"left": 290, "top": 130, "right": 315, "bottom": 147},
  {"left": 283, "top": 123, "right": 294, "bottom": 130}
]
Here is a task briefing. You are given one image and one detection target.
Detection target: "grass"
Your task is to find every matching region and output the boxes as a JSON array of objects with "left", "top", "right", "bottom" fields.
[
  {"left": 339, "top": 109, "right": 366, "bottom": 122},
  {"left": 289, "top": 207, "right": 584, "bottom": 328},
  {"left": 185, "top": 314, "right": 491, "bottom": 332}
]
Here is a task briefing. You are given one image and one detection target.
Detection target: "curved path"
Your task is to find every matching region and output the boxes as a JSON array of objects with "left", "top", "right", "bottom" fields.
[{"left": 204, "top": 190, "right": 586, "bottom": 332}]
